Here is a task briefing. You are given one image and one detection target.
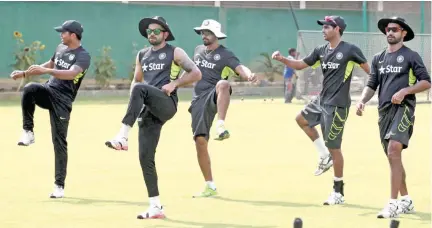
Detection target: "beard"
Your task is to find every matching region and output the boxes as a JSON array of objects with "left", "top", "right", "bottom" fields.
[
  {"left": 149, "top": 37, "right": 162, "bottom": 46},
  {"left": 387, "top": 35, "right": 402, "bottom": 45},
  {"left": 203, "top": 38, "right": 212, "bottom": 46}
]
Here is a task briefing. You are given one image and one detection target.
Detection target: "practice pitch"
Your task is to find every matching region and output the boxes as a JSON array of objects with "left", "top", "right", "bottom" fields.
[{"left": 0, "top": 98, "right": 430, "bottom": 228}]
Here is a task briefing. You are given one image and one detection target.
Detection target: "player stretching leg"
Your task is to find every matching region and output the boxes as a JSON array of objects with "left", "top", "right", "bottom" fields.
[
  {"left": 10, "top": 20, "right": 91, "bottom": 198},
  {"left": 188, "top": 19, "right": 257, "bottom": 197},
  {"left": 356, "top": 17, "right": 430, "bottom": 218},
  {"left": 272, "top": 16, "right": 370, "bottom": 205},
  {"left": 105, "top": 16, "right": 201, "bottom": 219}
]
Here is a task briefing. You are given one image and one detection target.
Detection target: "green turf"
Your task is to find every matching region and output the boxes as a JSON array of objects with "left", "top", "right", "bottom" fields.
[{"left": 0, "top": 99, "right": 430, "bottom": 228}]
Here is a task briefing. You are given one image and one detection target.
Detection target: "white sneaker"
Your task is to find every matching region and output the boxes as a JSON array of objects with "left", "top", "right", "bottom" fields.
[
  {"left": 17, "top": 130, "right": 35, "bottom": 146},
  {"left": 49, "top": 185, "right": 64, "bottom": 198},
  {"left": 314, "top": 155, "right": 333, "bottom": 176},
  {"left": 137, "top": 205, "right": 165, "bottom": 219},
  {"left": 105, "top": 135, "right": 128, "bottom": 151},
  {"left": 323, "top": 191, "right": 344, "bottom": 205},
  {"left": 377, "top": 201, "right": 399, "bottom": 218},
  {"left": 214, "top": 124, "right": 230, "bottom": 141},
  {"left": 397, "top": 198, "right": 415, "bottom": 214}
]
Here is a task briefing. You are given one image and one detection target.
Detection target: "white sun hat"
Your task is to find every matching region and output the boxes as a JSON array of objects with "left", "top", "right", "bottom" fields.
[{"left": 194, "top": 19, "right": 227, "bottom": 39}]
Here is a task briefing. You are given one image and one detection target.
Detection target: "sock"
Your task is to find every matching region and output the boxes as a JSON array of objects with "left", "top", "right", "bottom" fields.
[
  {"left": 119, "top": 124, "right": 131, "bottom": 138},
  {"left": 401, "top": 195, "right": 411, "bottom": 201},
  {"left": 216, "top": 120, "right": 225, "bottom": 134},
  {"left": 206, "top": 181, "right": 217, "bottom": 190},
  {"left": 313, "top": 137, "right": 330, "bottom": 158},
  {"left": 149, "top": 196, "right": 161, "bottom": 208},
  {"left": 389, "top": 199, "right": 398, "bottom": 204},
  {"left": 333, "top": 177, "right": 343, "bottom": 182}
]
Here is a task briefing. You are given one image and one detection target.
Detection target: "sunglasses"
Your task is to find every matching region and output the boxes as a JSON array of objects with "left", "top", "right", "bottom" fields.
[
  {"left": 385, "top": 27, "right": 403, "bottom": 33},
  {"left": 146, "top": 28, "right": 165, "bottom": 35}
]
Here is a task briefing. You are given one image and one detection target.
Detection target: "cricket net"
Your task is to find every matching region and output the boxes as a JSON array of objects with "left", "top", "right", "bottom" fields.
[{"left": 294, "top": 30, "right": 431, "bottom": 102}]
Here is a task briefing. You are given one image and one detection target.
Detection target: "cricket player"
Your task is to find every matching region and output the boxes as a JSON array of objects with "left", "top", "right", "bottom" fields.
[
  {"left": 284, "top": 48, "right": 298, "bottom": 103},
  {"left": 188, "top": 19, "right": 257, "bottom": 198},
  {"left": 356, "top": 17, "right": 431, "bottom": 218},
  {"left": 10, "top": 20, "right": 91, "bottom": 199},
  {"left": 105, "top": 16, "right": 202, "bottom": 219},
  {"left": 272, "top": 16, "right": 370, "bottom": 205}
]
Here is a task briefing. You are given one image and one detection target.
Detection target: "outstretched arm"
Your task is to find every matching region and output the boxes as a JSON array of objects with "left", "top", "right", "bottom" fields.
[
  {"left": 235, "top": 65, "right": 256, "bottom": 82},
  {"left": 272, "top": 51, "right": 309, "bottom": 70}
]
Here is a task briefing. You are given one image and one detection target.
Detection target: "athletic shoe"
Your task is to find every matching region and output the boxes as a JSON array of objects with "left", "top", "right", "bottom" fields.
[
  {"left": 314, "top": 154, "right": 333, "bottom": 176},
  {"left": 377, "top": 201, "right": 399, "bottom": 218},
  {"left": 137, "top": 205, "right": 165, "bottom": 219},
  {"left": 49, "top": 184, "right": 64, "bottom": 198},
  {"left": 397, "top": 198, "right": 415, "bottom": 214},
  {"left": 105, "top": 136, "right": 128, "bottom": 151},
  {"left": 323, "top": 191, "right": 344, "bottom": 205},
  {"left": 193, "top": 186, "right": 218, "bottom": 198},
  {"left": 18, "top": 130, "right": 35, "bottom": 146}
]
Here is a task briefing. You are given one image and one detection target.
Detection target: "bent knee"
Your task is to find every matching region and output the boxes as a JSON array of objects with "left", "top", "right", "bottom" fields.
[
  {"left": 23, "top": 82, "right": 40, "bottom": 93},
  {"left": 132, "top": 83, "right": 149, "bottom": 94},
  {"left": 216, "top": 80, "right": 230, "bottom": 91},
  {"left": 295, "top": 112, "right": 308, "bottom": 127}
]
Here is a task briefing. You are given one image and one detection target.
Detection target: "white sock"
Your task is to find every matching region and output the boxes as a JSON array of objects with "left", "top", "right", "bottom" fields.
[
  {"left": 216, "top": 120, "right": 225, "bottom": 134},
  {"left": 314, "top": 137, "right": 330, "bottom": 158},
  {"left": 401, "top": 195, "right": 411, "bottom": 201},
  {"left": 217, "top": 120, "right": 225, "bottom": 127},
  {"left": 149, "top": 196, "right": 161, "bottom": 208},
  {"left": 389, "top": 198, "right": 398, "bottom": 204},
  {"left": 333, "top": 177, "right": 343, "bottom": 182},
  {"left": 206, "top": 181, "right": 216, "bottom": 190},
  {"left": 118, "top": 124, "right": 131, "bottom": 138}
]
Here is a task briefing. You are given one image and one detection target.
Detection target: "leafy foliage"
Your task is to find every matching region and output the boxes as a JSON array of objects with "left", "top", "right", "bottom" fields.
[
  {"left": 256, "top": 52, "right": 284, "bottom": 82},
  {"left": 11, "top": 31, "right": 46, "bottom": 91},
  {"left": 93, "top": 46, "right": 116, "bottom": 88}
]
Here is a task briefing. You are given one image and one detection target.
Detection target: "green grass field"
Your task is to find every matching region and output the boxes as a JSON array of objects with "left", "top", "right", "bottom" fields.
[{"left": 0, "top": 98, "right": 430, "bottom": 228}]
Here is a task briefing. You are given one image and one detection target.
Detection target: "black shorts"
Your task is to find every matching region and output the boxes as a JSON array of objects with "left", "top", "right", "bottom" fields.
[
  {"left": 378, "top": 104, "right": 415, "bottom": 154},
  {"left": 188, "top": 87, "right": 231, "bottom": 141},
  {"left": 301, "top": 98, "right": 349, "bottom": 149}
]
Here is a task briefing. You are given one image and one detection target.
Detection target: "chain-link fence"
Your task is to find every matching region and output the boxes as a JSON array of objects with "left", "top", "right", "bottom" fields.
[{"left": 294, "top": 30, "right": 431, "bottom": 101}]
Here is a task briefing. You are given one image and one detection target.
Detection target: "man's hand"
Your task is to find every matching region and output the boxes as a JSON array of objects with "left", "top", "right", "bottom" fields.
[
  {"left": 271, "top": 50, "right": 284, "bottom": 61},
  {"left": 248, "top": 73, "right": 258, "bottom": 83},
  {"left": 10, "top": 70, "right": 25, "bottom": 80},
  {"left": 161, "top": 82, "right": 177, "bottom": 96},
  {"left": 356, "top": 102, "right": 365, "bottom": 116},
  {"left": 391, "top": 88, "right": 408, "bottom": 104},
  {"left": 27, "top": 65, "right": 49, "bottom": 76}
]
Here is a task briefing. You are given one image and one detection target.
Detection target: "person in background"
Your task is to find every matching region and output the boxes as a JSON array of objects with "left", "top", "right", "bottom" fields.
[{"left": 283, "top": 48, "right": 298, "bottom": 103}]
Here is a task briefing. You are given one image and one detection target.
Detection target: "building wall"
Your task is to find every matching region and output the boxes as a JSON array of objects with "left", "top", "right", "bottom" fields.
[{"left": 0, "top": 1, "right": 429, "bottom": 78}]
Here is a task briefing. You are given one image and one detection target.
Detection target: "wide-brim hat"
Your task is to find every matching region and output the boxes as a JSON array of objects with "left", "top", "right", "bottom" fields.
[
  {"left": 378, "top": 16, "right": 414, "bottom": 42},
  {"left": 194, "top": 19, "right": 227, "bottom": 40},
  {"left": 139, "top": 16, "right": 175, "bottom": 41}
]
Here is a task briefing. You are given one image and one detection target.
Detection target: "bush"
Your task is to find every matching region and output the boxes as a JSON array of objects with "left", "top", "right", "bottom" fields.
[
  {"left": 93, "top": 46, "right": 116, "bottom": 88},
  {"left": 11, "top": 31, "right": 46, "bottom": 91},
  {"left": 256, "top": 52, "right": 284, "bottom": 82}
]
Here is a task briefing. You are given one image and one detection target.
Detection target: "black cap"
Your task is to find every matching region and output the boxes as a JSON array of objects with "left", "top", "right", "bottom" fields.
[
  {"left": 317, "top": 16, "right": 347, "bottom": 32},
  {"left": 54, "top": 20, "right": 84, "bottom": 38}
]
